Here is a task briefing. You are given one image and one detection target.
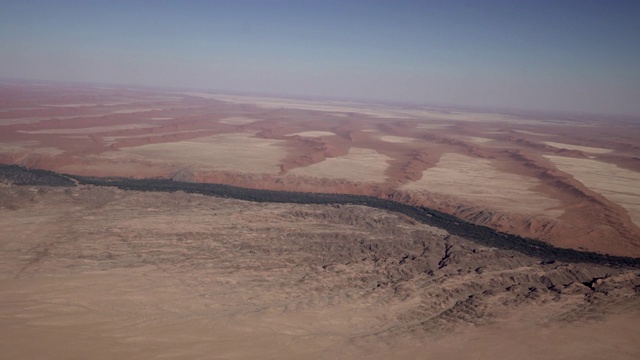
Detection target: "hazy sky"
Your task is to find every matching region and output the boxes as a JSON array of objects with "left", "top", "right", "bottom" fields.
[{"left": 1, "top": 0, "right": 639, "bottom": 116}]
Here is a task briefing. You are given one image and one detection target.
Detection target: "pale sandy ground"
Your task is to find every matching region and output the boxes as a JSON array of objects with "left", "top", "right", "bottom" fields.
[
  {"left": 207, "top": 93, "right": 540, "bottom": 122},
  {"left": 544, "top": 141, "right": 613, "bottom": 154},
  {"left": 178, "top": 91, "right": 223, "bottom": 99},
  {"left": 99, "top": 132, "right": 287, "bottom": 174},
  {"left": 402, "top": 153, "right": 562, "bottom": 217},
  {"left": 2, "top": 82, "right": 640, "bottom": 256},
  {"left": 0, "top": 186, "right": 638, "bottom": 360},
  {"left": 395, "top": 312, "right": 640, "bottom": 360},
  {"left": 0, "top": 141, "right": 64, "bottom": 155},
  {"left": 219, "top": 116, "right": 261, "bottom": 125},
  {"left": 101, "top": 130, "right": 206, "bottom": 144},
  {"left": 141, "top": 96, "right": 185, "bottom": 101},
  {"left": 2, "top": 273, "right": 637, "bottom": 360},
  {"left": 0, "top": 141, "right": 39, "bottom": 152},
  {"left": 513, "top": 130, "right": 554, "bottom": 136},
  {"left": 0, "top": 114, "right": 108, "bottom": 125},
  {"left": 466, "top": 136, "right": 493, "bottom": 143},
  {"left": 288, "top": 147, "right": 392, "bottom": 183},
  {"left": 197, "top": 93, "right": 404, "bottom": 118},
  {"left": 208, "top": 93, "right": 579, "bottom": 125},
  {"left": 546, "top": 155, "right": 640, "bottom": 226},
  {"left": 379, "top": 135, "right": 416, "bottom": 143},
  {"left": 286, "top": 131, "right": 336, "bottom": 137},
  {"left": 18, "top": 124, "right": 155, "bottom": 134}
]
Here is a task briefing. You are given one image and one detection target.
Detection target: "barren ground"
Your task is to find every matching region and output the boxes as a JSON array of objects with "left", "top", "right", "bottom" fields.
[
  {"left": 1, "top": 80, "right": 640, "bottom": 358},
  {"left": 0, "top": 184, "right": 638, "bottom": 359},
  {"left": 2, "top": 81, "right": 639, "bottom": 255}
]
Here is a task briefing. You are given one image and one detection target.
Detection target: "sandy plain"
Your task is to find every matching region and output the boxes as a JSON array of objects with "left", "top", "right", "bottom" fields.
[
  {"left": 545, "top": 155, "right": 640, "bottom": 227},
  {"left": 1, "top": 81, "right": 640, "bottom": 256},
  {"left": 97, "top": 132, "right": 288, "bottom": 175},
  {"left": 219, "top": 116, "right": 261, "bottom": 125},
  {"left": 288, "top": 147, "right": 392, "bottom": 183},
  {"left": 286, "top": 131, "right": 337, "bottom": 137},
  {"left": 401, "top": 153, "right": 563, "bottom": 217},
  {"left": 379, "top": 135, "right": 416, "bottom": 143},
  {"left": 543, "top": 141, "right": 614, "bottom": 154}
]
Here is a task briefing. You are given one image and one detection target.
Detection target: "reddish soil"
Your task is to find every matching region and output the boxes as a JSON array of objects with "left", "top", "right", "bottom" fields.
[{"left": 1, "top": 80, "right": 640, "bottom": 256}]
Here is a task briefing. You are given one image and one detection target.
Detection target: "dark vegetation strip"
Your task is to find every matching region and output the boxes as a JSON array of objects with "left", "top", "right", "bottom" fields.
[
  {"left": 2, "top": 163, "right": 639, "bottom": 267},
  {"left": 0, "top": 164, "right": 76, "bottom": 187}
]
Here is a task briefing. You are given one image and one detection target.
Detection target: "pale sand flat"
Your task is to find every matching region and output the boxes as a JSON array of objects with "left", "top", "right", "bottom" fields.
[
  {"left": 100, "top": 132, "right": 287, "bottom": 174},
  {"left": 219, "top": 117, "right": 261, "bottom": 125},
  {"left": 513, "top": 130, "right": 553, "bottom": 136},
  {"left": 288, "top": 147, "right": 391, "bottom": 183},
  {"left": 379, "top": 135, "right": 416, "bottom": 143},
  {"left": 544, "top": 141, "right": 613, "bottom": 154},
  {"left": 18, "top": 124, "right": 155, "bottom": 134},
  {"left": 0, "top": 141, "right": 64, "bottom": 155},
  {"left": 401, "top": 153, "right": 562, "bottom": 216},
  {"left": 546, "top": 155, "right": 640, "bottom": 226},
  {"left": 0, "top": 114, "right": 107, "bottom": 125},
  {"left": 466, "top": 137, "right": 493, "bottom": 143},
  {"left": 286, "top": 131, "right": 336, "bottom": 137}
]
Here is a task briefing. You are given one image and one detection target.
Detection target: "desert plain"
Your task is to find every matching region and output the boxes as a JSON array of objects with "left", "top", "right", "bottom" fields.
[{"left": 1, "top": 80, "right": 640, "bottom": 359}]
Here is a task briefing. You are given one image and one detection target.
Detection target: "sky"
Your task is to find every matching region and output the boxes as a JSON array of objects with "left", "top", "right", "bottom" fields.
[{"left": 1, "top": 0, "right": 639, "bottom": 116}]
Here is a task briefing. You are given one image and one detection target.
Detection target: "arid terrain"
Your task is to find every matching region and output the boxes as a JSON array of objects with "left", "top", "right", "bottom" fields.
[
  {"left": 1, "top": 81, "right": 639, "bottom": 256},
  {"left": 1, "top": 80, "right": 640, "bottom": 359},
  {"left": 1, "top": 183, "right": 639, "bottom": 359}
]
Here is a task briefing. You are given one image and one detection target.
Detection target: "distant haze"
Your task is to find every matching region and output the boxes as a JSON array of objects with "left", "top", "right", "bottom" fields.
[{"left": 1, "top": 0, "right": 639, "bottom": 116}]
